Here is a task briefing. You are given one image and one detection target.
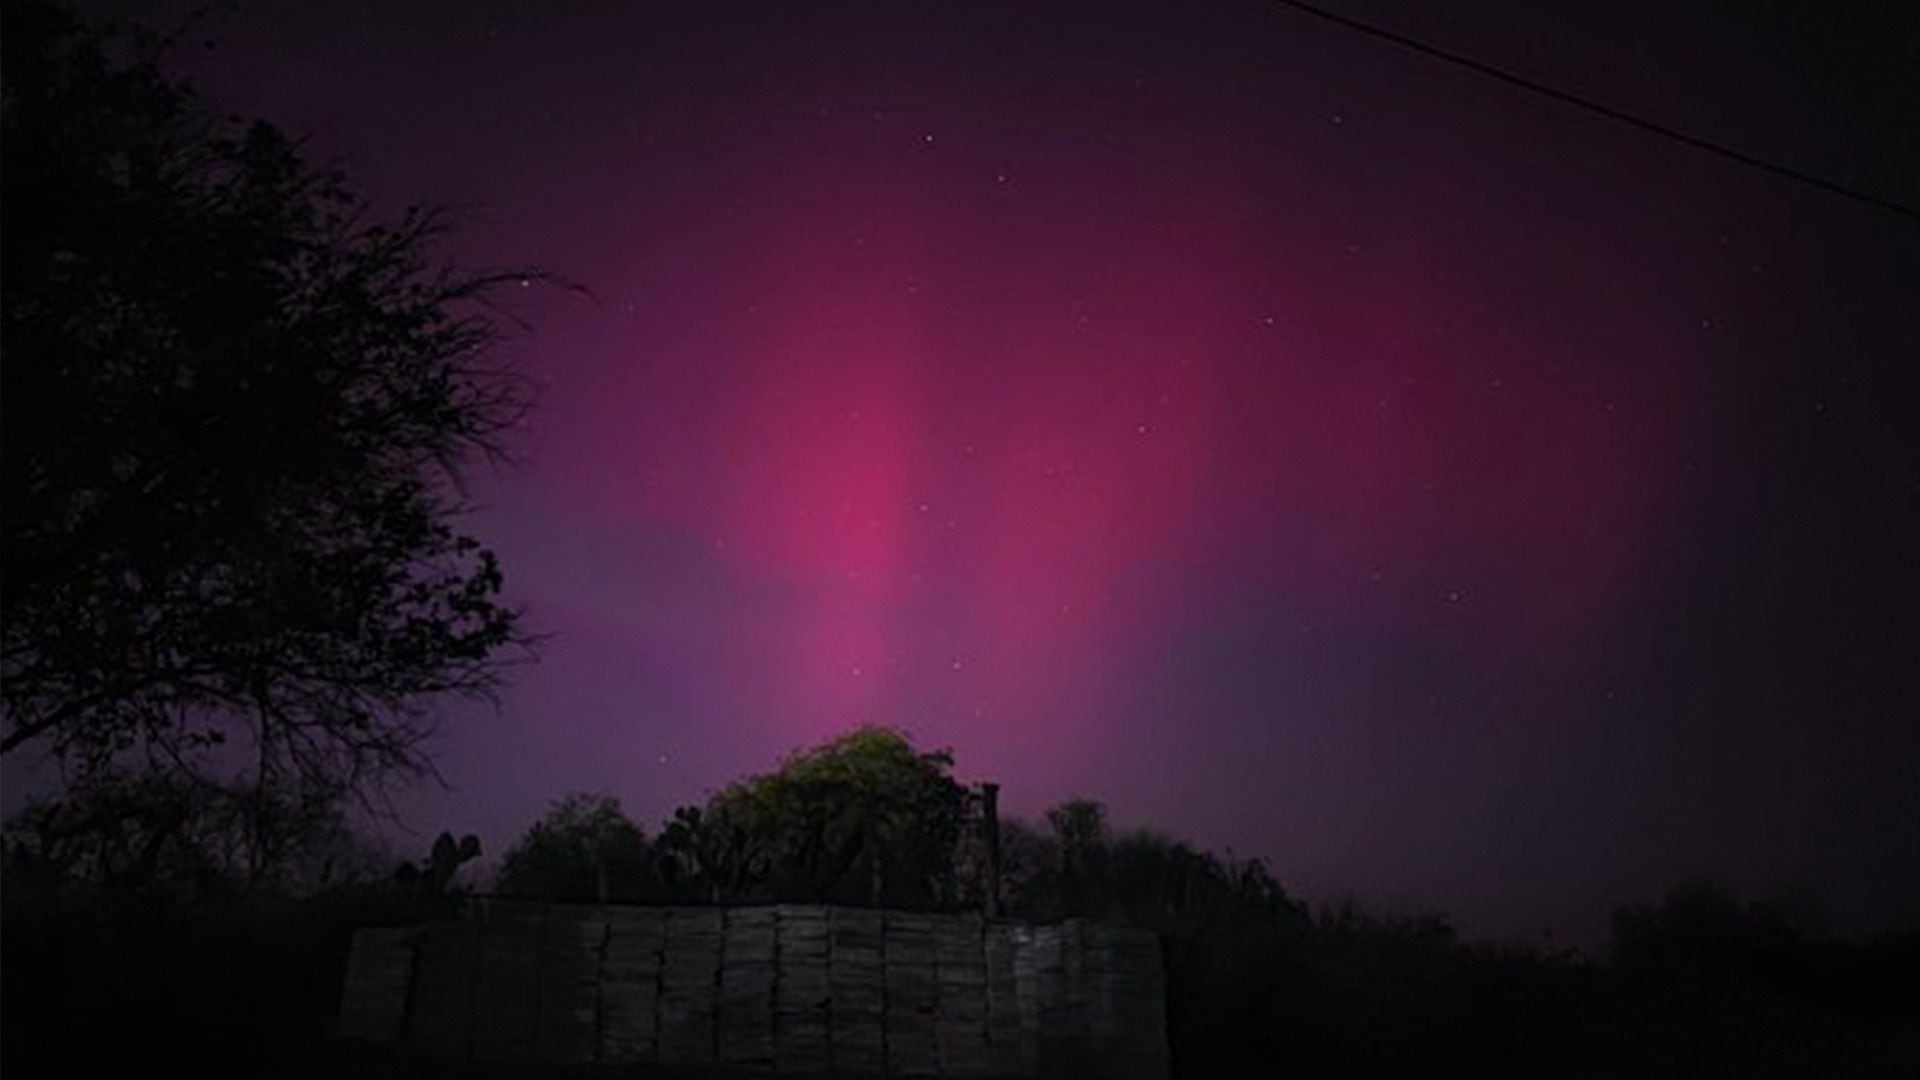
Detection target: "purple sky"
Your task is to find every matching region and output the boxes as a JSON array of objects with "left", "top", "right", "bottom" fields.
[{"left": 38, "top": 0, "right": 1920, "bottom": 944}]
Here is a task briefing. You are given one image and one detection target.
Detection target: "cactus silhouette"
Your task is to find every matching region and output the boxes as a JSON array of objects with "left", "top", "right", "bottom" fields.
[{"left": 392, "top": 831, "right": 481, "bottom": 914}]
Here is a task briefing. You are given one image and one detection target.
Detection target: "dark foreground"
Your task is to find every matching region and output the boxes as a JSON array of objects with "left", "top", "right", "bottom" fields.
[{"left": 4, "top": 884, "right": 1917, "bottom": 1078}]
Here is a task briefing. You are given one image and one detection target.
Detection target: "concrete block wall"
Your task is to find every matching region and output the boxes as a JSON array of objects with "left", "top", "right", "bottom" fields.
[{"left": 338, "top": 901, "right": 1167, "bottom": 1079}]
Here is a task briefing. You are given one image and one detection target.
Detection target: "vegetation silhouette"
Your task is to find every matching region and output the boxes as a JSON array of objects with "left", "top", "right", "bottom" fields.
[
  {"left": 8, "top": 723, "right": 1920, "bottom": 1076},
  {"left": 491, "top": 727, "right": 970, "bottom": 909},
  {"left": 494, "top": 792, "right": 650, "bottom": 904},
  {"left": 406, "top": 729, "right": 1920, "bottom": 1077},
  {"left": 0, "top": 4, "right": 540, "bottom": 1068},
  {"left": 1, "top": 0, "right": 544, "bottom": 888},
  {"left": 689, "top": 725, "right": 970, "bottom": 908}
]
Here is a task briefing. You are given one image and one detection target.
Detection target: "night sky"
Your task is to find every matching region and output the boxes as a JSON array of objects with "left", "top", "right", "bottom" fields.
[{"left": 51, "top": 0, "right": 1920, "bottom": 944}]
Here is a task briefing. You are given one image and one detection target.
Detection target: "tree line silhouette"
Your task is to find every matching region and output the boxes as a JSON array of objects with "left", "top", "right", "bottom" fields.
[{"left": 8, "top": 724, "right": 1916, "bottom": 1076}]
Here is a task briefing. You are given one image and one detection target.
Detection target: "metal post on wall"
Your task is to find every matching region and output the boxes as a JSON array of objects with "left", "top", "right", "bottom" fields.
[{"left": 980, "top": 782, "right": 1002, "bottom": 917}]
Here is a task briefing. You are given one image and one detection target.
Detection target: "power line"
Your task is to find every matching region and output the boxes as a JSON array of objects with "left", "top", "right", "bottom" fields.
[{"left": 1270, "top": 0, "right": 1920, "bottom": 224}]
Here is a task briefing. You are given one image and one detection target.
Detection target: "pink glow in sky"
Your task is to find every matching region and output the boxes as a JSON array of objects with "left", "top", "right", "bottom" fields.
[
  {"left": 536, "top": 124, "right": 1697, "bottom": 755},
  {"left": 51, "top": 0, "right": 1919, "bottom": 944}
]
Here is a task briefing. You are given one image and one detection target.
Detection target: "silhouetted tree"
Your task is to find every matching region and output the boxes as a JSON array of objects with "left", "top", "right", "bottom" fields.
[
  {"left": 695, "top": 726, "right": 969, "bottom": 907},
  {"left": 973, "top": 814, "right": 1051, "bottom": 915},
  {"left": 1044, "top": 797, "right": 1109, "bottom": 916},
  {"left": 0, "top": 767, "right": 396, "bottom": 900},
  {"left": 495, "top": 792, "right": 649, "bottom": 903},
  {"left": 0, "top": 2, "right": 540, "bottom": 829},
  {"left": 1, "top": 773, "right": 216, "bottom": 901}
]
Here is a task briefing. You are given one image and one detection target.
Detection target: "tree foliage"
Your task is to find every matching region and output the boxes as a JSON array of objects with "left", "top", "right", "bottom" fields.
[
  {"left": 494, "top": 792, "right": 648, "bottom": 903},
  {"left": 0, "top": 767, "right": 416, "bottom": 907},
  {"left": 0, "top": 1, "right": 535, "bottom": 826},
  {"left": 997, "top": 799, "right": 1307, "bottom": 931},
  {"left": 685, "top": 726, "right": 970, "bottom": 907}
]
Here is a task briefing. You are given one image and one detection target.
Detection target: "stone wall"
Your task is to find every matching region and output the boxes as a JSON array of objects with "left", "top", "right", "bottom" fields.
[{"left": 338, "top": 901, "right": 1167, "bottom": 1078}]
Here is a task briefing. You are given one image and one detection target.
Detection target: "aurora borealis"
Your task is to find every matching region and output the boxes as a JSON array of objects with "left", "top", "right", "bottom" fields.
[{"left": 44, "top": 0, "right": 1920, "bottom": 943}]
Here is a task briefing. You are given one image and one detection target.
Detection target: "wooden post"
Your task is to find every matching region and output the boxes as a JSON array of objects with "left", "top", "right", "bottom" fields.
[{"left": 980, "top": 783, "right": 1002, "bottom": 918}]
